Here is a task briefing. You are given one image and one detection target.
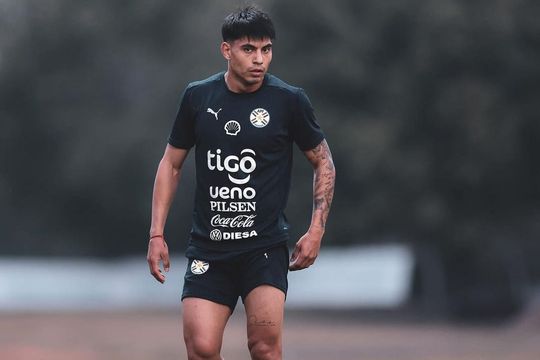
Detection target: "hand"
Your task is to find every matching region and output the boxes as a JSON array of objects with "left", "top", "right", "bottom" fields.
[
  {"left": 289, "top": 227, "right": 323, "bottom": 271},
  {"left": 147, "top": 237, "right": 170, "bottom": 283}
]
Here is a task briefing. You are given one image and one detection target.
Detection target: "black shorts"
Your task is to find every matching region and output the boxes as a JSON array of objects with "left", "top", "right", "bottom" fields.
[{"left": 181, "top": 243, "right": 289, "bottom": 311}]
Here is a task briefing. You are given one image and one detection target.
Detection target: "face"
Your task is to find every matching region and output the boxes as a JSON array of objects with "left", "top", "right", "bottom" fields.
[{"left": 221, "top": 37, "right": 273, "bottom": 92}]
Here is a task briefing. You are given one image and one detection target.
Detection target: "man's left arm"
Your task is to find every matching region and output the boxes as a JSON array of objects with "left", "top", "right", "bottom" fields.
[{"left": 289, "top": 139, "right": 336, "bottom": 271}]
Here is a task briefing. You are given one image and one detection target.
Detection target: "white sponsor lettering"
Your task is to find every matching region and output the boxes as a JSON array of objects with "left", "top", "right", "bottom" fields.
[
  {"left": 222, "top": 230, "right": 258, "bottom": 240},
  {"left": 207, "top": 149, "right": 256, "bottom": 185},
  {"left": 211, "top": 214, "right": 256, "bottom": 228},
  {"left": 209, "top": 186, "right": 256, "bottom": 200},
  {"left": 210, "top": 201, "right": 256, "bottom": 212},
  {"left": 209, "top": 229, "right": 258, "bottom": 241}
]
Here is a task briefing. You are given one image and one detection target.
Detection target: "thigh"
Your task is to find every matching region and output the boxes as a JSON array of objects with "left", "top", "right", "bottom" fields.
[
  {"left": 182, "top": 297, "right": 232, "bottom": 355},
  {"left": 244, "top": 285, "right": 285, "bottom": 347},
  {"left": 241, "top": 244, "right": 289, "bottom": 301}
]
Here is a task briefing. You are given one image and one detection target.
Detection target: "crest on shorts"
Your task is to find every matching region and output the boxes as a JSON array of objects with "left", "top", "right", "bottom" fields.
[
  {"left": 191, "top": 260, "right": 209, "bottom": 275},
  {"left": 250, "top": 108, "right": 270, "bottom": 128}
]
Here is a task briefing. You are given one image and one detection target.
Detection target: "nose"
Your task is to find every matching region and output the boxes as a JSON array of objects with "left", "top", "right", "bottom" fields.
[{"left": 253, "top": 50, "right": 263, "bottom": 64}]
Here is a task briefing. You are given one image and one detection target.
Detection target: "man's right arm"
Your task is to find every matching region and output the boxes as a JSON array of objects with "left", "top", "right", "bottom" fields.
[{"left": 147, "top": 144, "right": 190, "bottom": 283}]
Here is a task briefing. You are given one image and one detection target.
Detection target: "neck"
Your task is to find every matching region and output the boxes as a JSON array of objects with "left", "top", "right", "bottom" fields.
[{"left": 224, "top": 71, "right": 263, "bottom": 93}]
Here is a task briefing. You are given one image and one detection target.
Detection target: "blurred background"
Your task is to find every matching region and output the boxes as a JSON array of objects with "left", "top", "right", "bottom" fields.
[{"left": 1, "top": 0, "right": 540, "bottom": 358}]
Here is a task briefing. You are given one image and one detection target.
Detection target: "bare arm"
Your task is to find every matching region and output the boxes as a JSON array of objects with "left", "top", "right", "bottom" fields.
[
  {"left": 147, "top": 144, "right": 190, "bottom": 283},
  {"left": 289, "top": 139, "right": 336, "bottom": 271}
]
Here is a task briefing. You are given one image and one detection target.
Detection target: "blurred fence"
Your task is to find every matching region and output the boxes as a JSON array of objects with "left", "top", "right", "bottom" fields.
[{"left": 0, "top": 244, "right": 413, "bottom": 311}]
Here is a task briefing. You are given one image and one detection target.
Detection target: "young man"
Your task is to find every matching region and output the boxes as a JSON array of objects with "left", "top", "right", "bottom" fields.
[{"left": 147, "top": 6, "right": 335, "bottom": 360}]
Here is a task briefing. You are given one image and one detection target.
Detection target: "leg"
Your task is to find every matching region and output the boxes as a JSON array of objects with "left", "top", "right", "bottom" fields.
[
  {"left": 244, "top": 285, "right": 285, "bottom": 360},
  {"left": 183, "top": 297, "right": 232, "bottom": 360}
]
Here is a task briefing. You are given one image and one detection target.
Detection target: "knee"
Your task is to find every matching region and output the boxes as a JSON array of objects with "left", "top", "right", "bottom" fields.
[
  {"left": 248, "top": 337, "right": 281, "bottom": 360},
  {"left": 185, "top": 335, "right": 221, "bottom": 360}
]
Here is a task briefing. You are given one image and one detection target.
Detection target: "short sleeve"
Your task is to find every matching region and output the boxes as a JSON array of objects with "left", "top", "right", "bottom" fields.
[
  {"left": 168, "top": 86, "right": 196, "bottom": 149},
  {"left": 292, "top": 89, "right": 325, "bottom": 151}
]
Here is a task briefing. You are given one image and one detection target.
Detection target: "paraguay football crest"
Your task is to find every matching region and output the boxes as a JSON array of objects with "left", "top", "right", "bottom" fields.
[
  {"left": 191, "top": 260, "right": 209, "bottom": 275},
  {"left": 250, "top": 108, "right": 270, "bottom": 128}
]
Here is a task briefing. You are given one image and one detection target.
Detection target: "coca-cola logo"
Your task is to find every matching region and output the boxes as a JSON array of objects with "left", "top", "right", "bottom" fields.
[{"left": 211, "top": 214, "right": 256, "bottom": 228}]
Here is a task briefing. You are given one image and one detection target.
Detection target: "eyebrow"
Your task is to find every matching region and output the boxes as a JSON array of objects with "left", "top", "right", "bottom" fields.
[
  {"left": 241, "top": 44, "right": 257, "bottom": 49},
  {"left": 240, "top": 41, "right": 273, "bottom": 49}
]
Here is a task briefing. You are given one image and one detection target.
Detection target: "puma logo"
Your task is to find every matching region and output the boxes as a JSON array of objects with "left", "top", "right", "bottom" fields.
[{"left": 207, "top": 107, "right": 222, "bottom": 120}]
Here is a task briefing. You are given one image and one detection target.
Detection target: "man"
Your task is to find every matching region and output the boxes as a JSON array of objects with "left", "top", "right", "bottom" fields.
[{"left": 147, "top": 6, "right": 335, "bottom": 360}]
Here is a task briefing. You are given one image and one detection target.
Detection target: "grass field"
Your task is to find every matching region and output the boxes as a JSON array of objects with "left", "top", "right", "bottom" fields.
[{"left": 1, "top": 309, "right": 539, "bottom": 360}]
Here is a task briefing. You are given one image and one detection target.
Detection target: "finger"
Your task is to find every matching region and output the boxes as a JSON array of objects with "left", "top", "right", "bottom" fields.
[
  {"left": 289, "top": 253, "right": 306, "bottom": 271},
  {"left": 289, "top": 262, "right": 301, "bottom": 271},
  {"left": 288, "top": 255, "right": 299, "bottom": 271},
  {"left": 291, "top": 250, "right": 318, "bottom": 271},
  {"left": 153, "top": 269, "right": 165, "bottom": 283},
  {"left": 163, "top": 253, "right": 171, "bottom": 273},
  {"left": 289, "top": 244, "right": 300, "bottom": 263},
  {"left": 147, "top": 257, "right": 158, "bottom": 277},
  {"left": 288, "top": 259, "right": 297, "bottom": 271},
  {"left": 149, "top": 258, "right": 165, "bottom": 283},
  {"left": 289, "top": 260, "right": 306, "bottom": 271}
]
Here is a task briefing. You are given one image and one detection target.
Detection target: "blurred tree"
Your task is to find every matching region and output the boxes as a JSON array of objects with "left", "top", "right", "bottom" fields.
[{"left": 1, "top": 0, "right": 539, "bottom": 318}]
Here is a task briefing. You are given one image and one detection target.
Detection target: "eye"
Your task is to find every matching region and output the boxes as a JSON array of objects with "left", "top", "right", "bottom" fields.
[{"left": 243, "top": 47, "right": 253, "bottom": 53}]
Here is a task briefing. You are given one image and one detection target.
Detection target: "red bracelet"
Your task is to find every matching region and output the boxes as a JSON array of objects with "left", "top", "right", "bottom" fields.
[{"left": 150, "top": 234, "right": 164, "bottom": 239}]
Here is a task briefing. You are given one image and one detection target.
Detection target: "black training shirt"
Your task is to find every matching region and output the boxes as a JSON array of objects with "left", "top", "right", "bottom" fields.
[{"left": 168, "top": 72, "right": 324, "bottom": 253}]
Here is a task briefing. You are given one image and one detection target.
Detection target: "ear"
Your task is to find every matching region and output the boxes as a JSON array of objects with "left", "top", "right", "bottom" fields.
[{"left": 220, "top": 42, "right": 231, "bottom": 61}]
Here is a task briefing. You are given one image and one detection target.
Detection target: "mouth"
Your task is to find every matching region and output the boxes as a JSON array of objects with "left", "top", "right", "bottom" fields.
[{"left": 249, "top": 68, "right": 265, "bottom": 76}]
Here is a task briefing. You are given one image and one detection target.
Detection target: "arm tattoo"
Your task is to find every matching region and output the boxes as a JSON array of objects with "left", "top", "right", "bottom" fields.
[{"left": 305, "top": 140, "right": 336, "bottom": 229}]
